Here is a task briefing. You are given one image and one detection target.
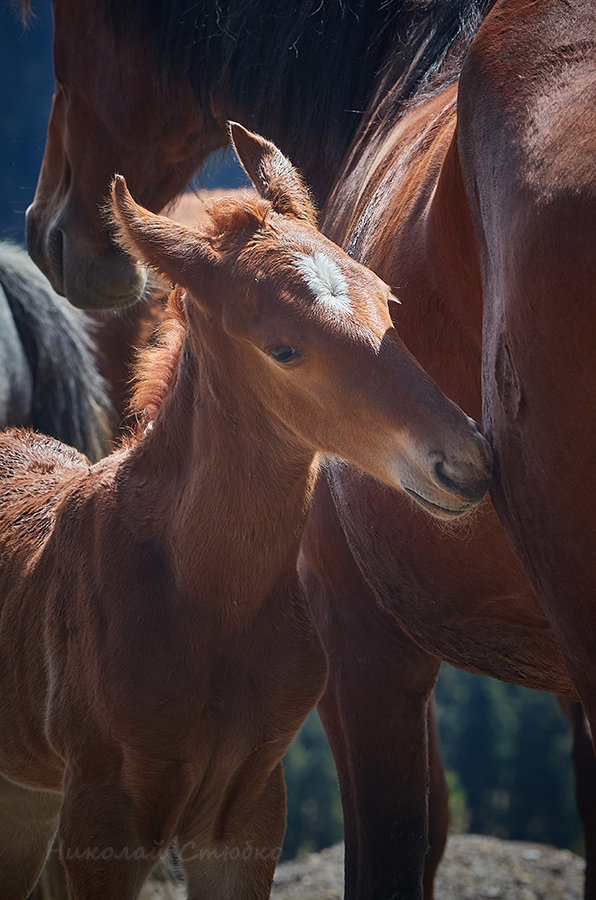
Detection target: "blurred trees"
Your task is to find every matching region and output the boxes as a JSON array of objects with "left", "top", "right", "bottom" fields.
[
  {"left": 435, "top": 666, "right": 581, "bottom": 852},
  {"left": 281, "top": 667, "right": 583, "bottom": 859}
]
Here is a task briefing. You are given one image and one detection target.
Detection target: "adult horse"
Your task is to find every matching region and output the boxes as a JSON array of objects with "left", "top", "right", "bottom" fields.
[
  {"left": 0, "top": 241, "right": 109, "bottom": 460},
  {"left": 299, "top": 0, "right": 596, "bottom": 897},
  {"left": 0, "top": 125, "right": 492, "bottom": 900},
  {"left": 23, "top": 0, "right": 493, "bottom": 310}
]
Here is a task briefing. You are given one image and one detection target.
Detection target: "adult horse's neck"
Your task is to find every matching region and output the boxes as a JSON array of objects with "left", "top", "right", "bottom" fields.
[
  {"left": 322, "top": 84, "right": 484, "bottom": 420},
  {"left": 122, "top": 309, "right": 317, "bottom": 625}
]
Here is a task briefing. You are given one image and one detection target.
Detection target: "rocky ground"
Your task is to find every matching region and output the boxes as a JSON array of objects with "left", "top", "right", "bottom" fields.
[{"left": 140, "top": 834, "right": 585, "bottom": 900}]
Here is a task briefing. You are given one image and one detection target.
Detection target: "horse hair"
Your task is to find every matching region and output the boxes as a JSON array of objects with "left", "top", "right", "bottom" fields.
[
  {"left": 0, "top": 243, "right": 112, "bottom": 461},
  {"left": 98, "top": 0, "right": 497, "bottom": 189}
]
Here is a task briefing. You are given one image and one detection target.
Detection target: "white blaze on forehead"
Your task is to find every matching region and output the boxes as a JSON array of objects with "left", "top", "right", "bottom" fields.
[{"left": 294, "top": 252, "right": 352, "bottom": 316}]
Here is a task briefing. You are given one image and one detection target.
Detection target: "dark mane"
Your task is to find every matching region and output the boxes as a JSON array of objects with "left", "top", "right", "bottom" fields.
[
  {"left": 102, "top": 1, "right": 496, "bottom": 196},
  {"left": 335, "top": 0, "right": 499, "bottom": 187},
  {"left": 370, "top": 0, "right": 499, "bottom": 121}
]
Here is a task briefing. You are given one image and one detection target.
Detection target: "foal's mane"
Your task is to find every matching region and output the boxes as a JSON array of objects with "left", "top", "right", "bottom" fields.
[
  {"left": 100, "top": 0, "right": 496, "bottom": 191},
  {"left": 129, "top": 193, "right": 271, "bottom": 429},
  {"left": 130, "top": 288, "right": 187, "bottom": 430}
]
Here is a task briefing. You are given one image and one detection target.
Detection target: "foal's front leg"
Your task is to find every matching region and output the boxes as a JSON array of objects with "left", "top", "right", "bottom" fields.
[
  {"left": 58, "top": 763, "right": 193, "bottom": 899},
  {"left": 177, "top": 761, "right": 287, "bottom": 900},
  {"left": 0, "top": 775, "right": 61, "bottom": 900}
]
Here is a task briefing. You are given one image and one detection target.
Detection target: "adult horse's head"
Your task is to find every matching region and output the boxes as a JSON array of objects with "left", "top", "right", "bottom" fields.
[
  {"left": 25, "top": 0, "right": 220, "bottom": 310},
  {"left": 24, "top": 0, "right": 462, "bottom": 311}
]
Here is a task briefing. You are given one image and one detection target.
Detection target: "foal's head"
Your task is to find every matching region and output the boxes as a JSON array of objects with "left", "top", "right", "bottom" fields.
[{"left": 110, "top": 124, "right": 492, "bottom": 517}]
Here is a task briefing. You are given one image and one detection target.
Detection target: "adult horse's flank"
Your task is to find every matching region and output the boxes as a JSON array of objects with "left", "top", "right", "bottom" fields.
[
  {"left": 0, "top": 126, "right": 491, "bottom": 900},
  {"left": 24, "top": 0, "right": 493, "bottom": 309},
  {"left": 300, "top": 0, "right": 596, "bottom": 897},
  {"left": 0, "top": 242, "right": 110, "bottom": 460}
]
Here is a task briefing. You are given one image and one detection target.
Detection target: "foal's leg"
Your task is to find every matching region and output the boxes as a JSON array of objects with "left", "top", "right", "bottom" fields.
[
  {"left": 0, "top": 775, "right": 61, "bottom": 900},
  {"left": 58, "top": 764, "right": 192, "bottom": 899},
  {"left": 300, "top": 478, "right": 444, "bottom": 900},
  {"left": 177, "top": 762, "right": 287, "bottom": 900}
]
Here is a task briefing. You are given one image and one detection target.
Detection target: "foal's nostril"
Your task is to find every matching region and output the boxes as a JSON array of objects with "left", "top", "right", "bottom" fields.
[{"left": 433, "top": 458, "right": 490, "bottom": 503}]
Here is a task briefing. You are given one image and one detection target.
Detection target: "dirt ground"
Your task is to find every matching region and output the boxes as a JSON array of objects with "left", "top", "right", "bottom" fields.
[{"left": 139, "top": 834, "right": 585, "bottom": 900}]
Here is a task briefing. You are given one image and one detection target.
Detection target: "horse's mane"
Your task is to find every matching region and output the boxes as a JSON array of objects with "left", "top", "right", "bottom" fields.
[
  {"left": 369, "top": 0, "right": 499, "bottom": 121},
  {"left": 333, "top": 0, "right": 499, "bottom": 188},
  {"left": 14, "top": 0, "right": 32, "bottom": 23},
  {"left": 130, "top": 288, "right": 187, "bottom": 429},
  {"left": 129, "top": 194, "right": 271, "bottom": 430},
  {"left": 101, "top": 0, "right": 496, "bottom": 191}
]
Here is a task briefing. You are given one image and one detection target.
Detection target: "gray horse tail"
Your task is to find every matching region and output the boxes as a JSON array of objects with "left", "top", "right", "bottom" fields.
[{"left": 0, "top": 243, "right": 113, "bottom": 462}]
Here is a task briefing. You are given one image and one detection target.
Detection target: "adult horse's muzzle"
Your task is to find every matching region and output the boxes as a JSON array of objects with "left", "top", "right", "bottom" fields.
[{"left": 25, "top": 202, "right": 147, "bottom": 311}]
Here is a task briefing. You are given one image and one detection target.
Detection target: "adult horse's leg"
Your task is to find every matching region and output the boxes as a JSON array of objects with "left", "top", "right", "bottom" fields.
[
  {"left": 300, "top": 476, "right": 444, "bottom": 900},
  {"left": 458, "top": 0, "right": 596, "bottom": 732},
  {"left": 559, "top": 698, "right": 596, "bottom": 900},
  {"left": 425, "top": 700, "right": 450, "bottom": 900},
  {"left": 177, "top": 762, "right": 286, "bottom": 899},
  {"left": 0, "top": 775, "right": 60, "bottom": 900}
]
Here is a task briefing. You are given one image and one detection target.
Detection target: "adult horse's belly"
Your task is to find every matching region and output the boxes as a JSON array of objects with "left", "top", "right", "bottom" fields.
[{"left": 326, "top": 464, "right": 576, "bottom": 696}]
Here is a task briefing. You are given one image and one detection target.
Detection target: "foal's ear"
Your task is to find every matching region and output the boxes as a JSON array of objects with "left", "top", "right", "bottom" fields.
[
  {"left": 228, "top": 122, "right": 317, "bottom": 227},
  {"left": 109, "top": 176, "right": 217, "bottom": 294}
]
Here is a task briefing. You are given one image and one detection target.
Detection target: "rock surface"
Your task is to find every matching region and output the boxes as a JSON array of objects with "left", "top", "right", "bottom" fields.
[{"left": 141, "top": 834, "right": 585, "bottom": 900}]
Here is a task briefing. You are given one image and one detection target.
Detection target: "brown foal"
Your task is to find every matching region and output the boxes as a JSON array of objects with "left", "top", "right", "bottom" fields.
[{"left": 0, "top": 124, "right": 491, "bottom": 900}]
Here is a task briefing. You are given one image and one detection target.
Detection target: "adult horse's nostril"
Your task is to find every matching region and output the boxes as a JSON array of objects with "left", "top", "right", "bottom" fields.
[{"left": 47, "top": 226, "right": 66, "bottom": 295}]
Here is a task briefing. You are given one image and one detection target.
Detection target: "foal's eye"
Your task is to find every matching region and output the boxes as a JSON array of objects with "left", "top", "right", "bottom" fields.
[{"left": 267, "top": 345, "right": 304, "bottom": 364}]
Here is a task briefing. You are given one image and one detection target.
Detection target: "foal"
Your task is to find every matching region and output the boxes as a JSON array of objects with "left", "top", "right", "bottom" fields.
[{"left": 0, "top": 124, "right": 491, "bottom": 900}]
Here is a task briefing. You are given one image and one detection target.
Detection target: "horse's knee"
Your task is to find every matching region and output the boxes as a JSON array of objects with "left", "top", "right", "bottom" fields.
[{"left": 179, "top": 764, "right": 286, "bottom": 900}]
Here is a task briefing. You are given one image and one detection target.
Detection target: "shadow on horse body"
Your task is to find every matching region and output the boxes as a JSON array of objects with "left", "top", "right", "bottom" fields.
[
  {"left": 0, "top": 126, "right": 491, "bottom": 900},
  {"left": 0, "top": 241, "right": 109, "bottom": 460},
  {"left": 300, "top": 2, "right": 596, "bottom": 897}
]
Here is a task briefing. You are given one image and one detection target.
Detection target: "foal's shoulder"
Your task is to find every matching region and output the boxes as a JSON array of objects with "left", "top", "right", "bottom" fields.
[{"left": 0, "top": 428, "right": 90, "bottom": 482}]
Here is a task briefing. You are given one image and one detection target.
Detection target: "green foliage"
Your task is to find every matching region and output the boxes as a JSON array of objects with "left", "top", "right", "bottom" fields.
[
  {"left": 435, "top": 665, "right": 582, "bottom": 853},
  {"left": 281, "top": 669, "right": 583, "bottom": 861}
]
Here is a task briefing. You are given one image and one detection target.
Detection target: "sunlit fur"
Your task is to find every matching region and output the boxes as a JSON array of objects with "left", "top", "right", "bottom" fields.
[
  {"left": 294, "top": 252, "right": 352, "bottom": 318},
  {"left": 0, "top": 125, "right": 492, "bottom": 900}
]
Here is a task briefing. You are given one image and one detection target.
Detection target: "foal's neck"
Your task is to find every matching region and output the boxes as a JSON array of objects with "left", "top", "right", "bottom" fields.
[{"left": 128, "top": 315, "right": 317, "bottom": 620}]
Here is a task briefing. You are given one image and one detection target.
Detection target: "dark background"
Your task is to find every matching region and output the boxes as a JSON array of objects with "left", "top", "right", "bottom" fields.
[
  {"left": 0, "top": 0, "right": 245, "bottom": 242},
  {"left": 0, "top": 0, "right": 54, "bottom": 241}
]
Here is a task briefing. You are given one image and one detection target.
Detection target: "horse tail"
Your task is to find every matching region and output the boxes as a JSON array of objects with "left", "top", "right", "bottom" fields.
[{"left": 0, "top": 242, "right": 113, "bottom": 462}]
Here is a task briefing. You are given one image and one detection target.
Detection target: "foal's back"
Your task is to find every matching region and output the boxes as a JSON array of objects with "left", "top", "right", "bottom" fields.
[{"left": 0, "top": 431, "right": 93, "bottom": 787}]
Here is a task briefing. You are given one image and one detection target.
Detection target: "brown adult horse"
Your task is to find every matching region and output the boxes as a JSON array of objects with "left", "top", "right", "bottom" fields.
[
  {"left": 299, "top": 0, "right": 596, "bottom": 897},
  {"left": 0, "top": 125, "right": 491, "bottom": 900},
  {"left": 23, "top": 0, "right": 494, "bottom": 310}
]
